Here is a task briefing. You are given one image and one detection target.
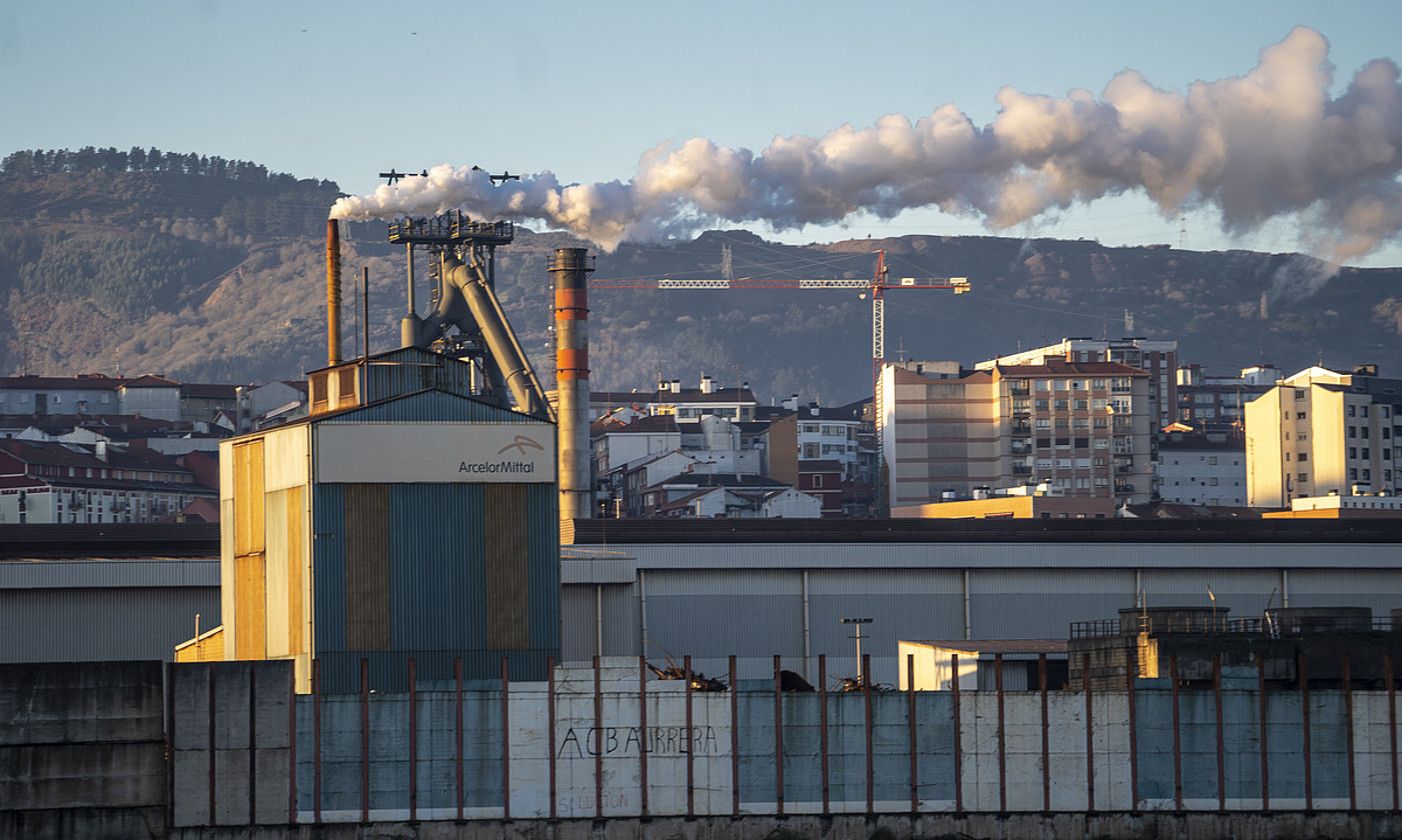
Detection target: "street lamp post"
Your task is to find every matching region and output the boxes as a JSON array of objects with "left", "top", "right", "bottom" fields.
[{"left": 841, "top": 617, "right": 874, "bottom": 685}]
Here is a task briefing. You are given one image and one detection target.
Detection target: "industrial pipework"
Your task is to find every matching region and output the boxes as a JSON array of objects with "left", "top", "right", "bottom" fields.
[
  {"left": 549, "top": 248, "right": 594, "bottom": 520},
  {"left": 438, "top": 250, "right": 551, "bottom": 418},
  {"left": 325, "top": 219, "right": 342, "bottom": 366}
]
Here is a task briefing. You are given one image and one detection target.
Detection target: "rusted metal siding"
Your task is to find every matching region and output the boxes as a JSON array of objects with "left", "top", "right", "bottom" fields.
[
  {"left": 342, "top": 484, "right": 390, "bottom": 651},
  {"left": 485, "top": 484, "right": 529, "bottom": 649}
]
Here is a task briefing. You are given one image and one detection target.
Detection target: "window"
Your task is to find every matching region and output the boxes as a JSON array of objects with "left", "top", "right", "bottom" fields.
[
  {"left": 812, "top": 475, "right": 823, "bottom": 488},
  {"left": 1073, "top": 399, "right": 1088, "bottom": 410},
  {"left": 1035, "top": 419, "right": 1051, "bottom": 430},
  {"left": 1296, "top": 412, "right": 1306, "bottom": 420},
  {"left": 1093, "top": 398, "right": 1107, "bottom": 410},
  {"left": 1350, "top": 468, "right": 1358, "bottom": 480},
  {"left": 1348, "top": 405, "right": 1357, "bottom": 416},
  {"left": 1363, "top": 448, "right": 1370, "bottom": 459},
  {"left": 1035, "top": 380, "right": 1051, "bottom": 393},
  {"left": 1091, "top": 379, "right": 1107, "bottom": 390},
  {"left": 1362, "top": 406, "right": 1370, "bottom": 418},
  {"left": 1208, "top": 477, "right": 1219, "bottom": 486},
  {"left": 1207, "top": 456, "right": 1218, "bottom": 465},
  {"left": 1093, "top": 417, "right": 1107, "bottom": 429},
  {"left": 1363, "top": 427, "right": 1371, "bottom": 439},
  {"left": 1364, "top": 469, "right": 1372, "bottom": 481},
  {"left": 1385, "top": 428, "right": 1392, "bottom": 440},
  {"left": 1055, "top": 380, "right": 1069, "bottom": 391},
  {"left": 1054, "top": 399, "right": 1068, "bottom": 411},
  {"left": 1035, "top": 399, "right": 1049, "bottom": 411},
  {"left": 1297, "top": 453, "right": 1307, "bottom": 463},
  {"left": 1298, "top": 473, "right": 1309, "bottom": 483},
  {"left": 1071, "top": 380, "right": 1084, "bottom": 390},
  {"left": 1349, "top": 427, "right": 1357, "bottom": 439},
  {"left": 1350, "top": 447, "right": 1358, "bottom": 459}
]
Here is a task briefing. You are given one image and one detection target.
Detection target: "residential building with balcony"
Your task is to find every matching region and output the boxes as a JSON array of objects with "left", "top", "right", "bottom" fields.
[
  {"left": 879, "top": 359, "right": 1153, "bottom": 508},
  {"left": 1244, "top": 365, "right": 1402, "bottom": 506},
  {"left": 1157, "top": 431, "right": 1248, "bottom": 507}
]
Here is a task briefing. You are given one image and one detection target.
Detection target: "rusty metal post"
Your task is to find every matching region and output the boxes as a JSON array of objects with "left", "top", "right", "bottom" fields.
[
  {"left": 864, "top": 653, "right": 874, "bottom": 815},
  {"left": 1257, "top": 653, "right": 1270, "bottom": 811},
  {"left": 408, "top": 658, "right": 417, "bottom": 823},
  {"left": 685, "top": 654, "right": 695, "bottom": 818},
  {"left": 636, "top": 655, "right": 646, "bottom": 819},
  {"left": 1214, "top": 654, "right": 1225, "bottom": 813},
  {"left": 207, "top": 667, "right": 216, "bottom": 827},
  {"left": 774, "top": 654, "right": 784, "bottom": 816},
  {"left": 549, "top": 656, "right": 558, "bottom": 820},
  {"left": 729, "top": 655, "right": 739, "bottom": 817},
  {"left": 1343, "top": 654, "right": 1356, "bottom": 813},
  {"left": 288, "top": 665, "right": 297, "bottom": 825},
  {"left": 593, "top": 655, "right": 603, "bottom": 819},
  {"left": 951, "top": 653, "right": 963, "bottom": 813},
  {"left": 907, "top": 652, "right": 918, "bottom": 813},
  {"left": 1084, "top": 652, "right": 1095, "bottom": 812},
  {"left": 248, "top": 667, "right": 257, "bottom": 826},
  {"left": 360, "top": 659, "right": 369, "bottom": 824},
  {"left": 454, "top": 657, "right": 464, "bottom": 822},
  {"left": 1388, "top": 653, "right": 1399, "bottom": 813},
  {"left": 313, "top": 660, "right": 322, "bottom": 825},
  {"left": 501, "top": 657, "right": 511, "bottom": 820},
  {"left": 996, "top": 653, "right": 1007, "bottom": 813},
  {"left": 1126, "top": 657, "right": 1138, "bottom": 814},
  {"left": 819, "top": 654, "right": 830, "bottom": 815},
  {"left": 1300, "top": 653, "right": 1312, "bottom": 811},
  {"left": 1040, "top": 653, "right": 1050, "bottom": 814},
  {"left": 1170, "top": 655, "right": 1182, "bottom": 811}
]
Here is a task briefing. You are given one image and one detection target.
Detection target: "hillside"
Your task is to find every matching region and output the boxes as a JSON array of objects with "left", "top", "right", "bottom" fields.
[{"left": 2, "top": 148, "right": 1400, "bottom": 405}]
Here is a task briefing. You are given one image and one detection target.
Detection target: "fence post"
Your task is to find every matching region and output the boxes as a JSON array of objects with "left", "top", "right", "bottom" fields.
[
  {"left": 996, "top": 653, "right": 1007, "bottom": 813},
  {"left": 407, "top": 658, "right": 417, "bottom": 823},
  {"left": 635, "top": 655, "right": 645, "bottom": 819},
  {"left": 287, "top": 664, "right": 297, "bottom": 825},
  {"left": 593, "top": 655, "right": 603, "bottom": 820},
  {"left": 501, "top": 657, "right": 511, "bottom": 820},
  {"left": 1039, "top": 653, "right": 1050, "bottom": 814},
  {"left": 685, "top": 654, "right": 695, "bottom": 818},
  {"left": 1388, "top": 653, "right": 1398, "bottom": 813},
  {"left": 1213, "top": 654, "right": 1225, "bottom": 813},
  {"left": 1300, "top": 653, "right": 1312, "bottom": 812},
  {"left": 819, "top": 654, "right": 829, "bottom": 815},
  {"left": 773, "top": 654, "right": 784, "bottom": 816},
  {"left": 248, "top": 667, "right": 257, "bottom": 826},
  {"left": 454, "top": 657, "right": 464, "bottom": 822},
  {"left": 1170, "top": 654, "right": 1182, "bottom": 811},
  {"left": 360, "top": 658, "right": 369, "bottom": 825},
  {"left": 951, "top": 653, "right": 963, "bottom": 813},
  {"left": 730, "top": 655, "right": 740, "bottom": 817},
  {"left": 207, "top": 667, "right": 216, "bottom": 827},
  {"left": 549, "top": 656, "right": 558, "bottom": 820},
  {"left": 1257, "top": 653, "right": 1269, "bottom": 811},
  {"left": 864, "top": 653, "right": 874, "bottom": 815},
  {"left": 907, "top": 652, "right": 918, "bottom": 813},
  {"left": 312, "top": 660, "right": 321, "bottom": 825},
  {"left": 1343, "top": 654, "right": 1355, "bottom": 813},
  {"left": 1126, "top": 656, "right": 1138, "bottom": 814},
  {"left": 1084, "top": 652, "right": 1095, "bottom": 813}
]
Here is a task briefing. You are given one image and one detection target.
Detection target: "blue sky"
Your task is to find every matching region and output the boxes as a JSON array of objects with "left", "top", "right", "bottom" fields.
[{"left": 4, "top": 1, "right": 1402, "bottom": 264}]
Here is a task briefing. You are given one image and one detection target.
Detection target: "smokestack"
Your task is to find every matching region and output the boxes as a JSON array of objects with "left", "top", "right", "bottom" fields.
[
  {"left": 550, "top": 248, "right": 594, "bottom": 521},
  {"left": 326, "top": 219, "right": 342, "bottom": 366}
]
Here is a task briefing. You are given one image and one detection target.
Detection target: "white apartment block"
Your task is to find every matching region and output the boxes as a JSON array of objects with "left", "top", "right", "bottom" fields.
[
  {"left": 1157, "top": 434, "right": 1248, "bottom": 507},
  {"left": 879, "top": 360, "right": 1154, "bottom": 508},
  {"left": 1245, "top": 366, "right": 1402, "bottom": 507}
]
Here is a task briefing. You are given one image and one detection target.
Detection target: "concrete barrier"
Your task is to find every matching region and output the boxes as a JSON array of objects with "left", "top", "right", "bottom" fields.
[{"left": 0, "top": 660, "right": 167, "bottom": 840}]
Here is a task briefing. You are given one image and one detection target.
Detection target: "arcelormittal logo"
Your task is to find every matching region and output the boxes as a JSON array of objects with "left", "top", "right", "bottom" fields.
[{"left": 497, "top": 435, "right": 544, "bottom": 457}]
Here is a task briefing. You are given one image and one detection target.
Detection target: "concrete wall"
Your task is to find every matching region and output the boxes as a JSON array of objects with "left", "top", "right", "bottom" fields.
[
  {"left": 166, "top": 656, "right": 1402, "bottom": 827},
  {"left": 0, "top": 661, "right": 167, "bottom": 840}
]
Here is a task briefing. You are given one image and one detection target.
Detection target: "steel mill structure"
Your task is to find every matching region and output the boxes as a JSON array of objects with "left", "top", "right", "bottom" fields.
[{"left": 180, "top": 212, "right": 593, "bottom": 690}]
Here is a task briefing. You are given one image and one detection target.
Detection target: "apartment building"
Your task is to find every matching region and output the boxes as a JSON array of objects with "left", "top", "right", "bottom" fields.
[
  {"left": 590, "top": 375, "right": 757, "bottom": 422},
  {"left": 1157, "top": 432, "right": 1248, "bottom": 507},
  {"left": 879, "top": 359, "right": 1153, "bottom": 508},
  {"left": 1175, "top": 365, "right": 1281, "bottom": 431},
  {"left": 1245, "top": 365, "right": 1402, "bottom": 506},
  {"left": 976, "top": 338, "right": 1177, "bottom": 427}
]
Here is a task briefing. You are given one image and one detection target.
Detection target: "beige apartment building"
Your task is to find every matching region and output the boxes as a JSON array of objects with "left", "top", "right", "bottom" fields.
[
  {"left": 879, "top": 359, "right": 1153, "bottom": 508},
  {"left": 1245, "top": 366, "right": 1401, "bottom": 507}
]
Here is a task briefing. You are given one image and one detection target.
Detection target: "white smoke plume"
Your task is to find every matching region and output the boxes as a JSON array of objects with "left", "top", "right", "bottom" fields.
[{"left": 330, "top": 27, "right": 1402, "bottom": 260}]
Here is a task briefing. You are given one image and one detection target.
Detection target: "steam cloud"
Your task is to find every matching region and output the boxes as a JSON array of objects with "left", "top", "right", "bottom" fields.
[{"left": 330, "top": 28, "right": 1402, "bottom": 261}]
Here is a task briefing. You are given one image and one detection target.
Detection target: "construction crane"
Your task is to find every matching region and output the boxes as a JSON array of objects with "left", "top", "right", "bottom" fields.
[
  {"left": 591, "top": 250, "right": 970, "bottom": 380},
  {"left": 590, "top": 250, "right": 970, "bottom": 515}
]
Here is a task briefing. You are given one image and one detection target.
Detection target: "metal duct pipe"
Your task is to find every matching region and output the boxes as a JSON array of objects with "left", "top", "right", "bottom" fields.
[
  {"left": 550, "top": 247, "right": 594, "bottom": 521},
  {"left": 326, "top": 219, "right": 342, "bottom": 366},
  {"left": 441, "top": 251, "right": 549, "bottom": 417}
]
